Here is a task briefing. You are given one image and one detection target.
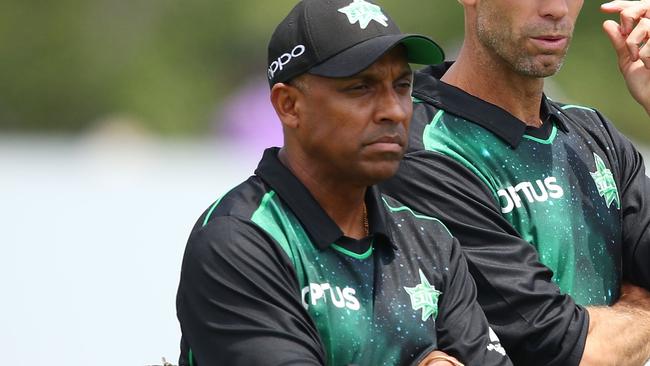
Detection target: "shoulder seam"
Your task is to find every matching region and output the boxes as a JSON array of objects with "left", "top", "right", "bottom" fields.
[
  {"left": 381, "top": 196, "right": 453, "bottom": 237},
  {"left": 560, "top": 104, "right": 596, "bottom": 112}
]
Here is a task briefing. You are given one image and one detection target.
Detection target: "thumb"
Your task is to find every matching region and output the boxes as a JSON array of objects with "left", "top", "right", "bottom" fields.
[{"left": 603, "top": 19, "right": 629, "bottom": 62}]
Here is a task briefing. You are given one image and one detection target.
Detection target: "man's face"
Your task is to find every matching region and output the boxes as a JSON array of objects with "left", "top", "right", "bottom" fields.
[
  {"left": 294, "top": 47, "right": 413, "bottom": 186},
  {"left": 475, "top": 0, "right": 584, "bottom": 77}
]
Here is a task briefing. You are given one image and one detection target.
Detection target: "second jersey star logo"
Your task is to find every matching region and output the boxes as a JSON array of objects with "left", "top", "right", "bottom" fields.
[
  {"left": 338, "top": 0, "right": 389, "bottom": 29},
  {"left": 590, "top": 153, "right": 620, "bottom": 210},
  {"left": 404, "top": 269, "right": 441, "bottom": 322}
]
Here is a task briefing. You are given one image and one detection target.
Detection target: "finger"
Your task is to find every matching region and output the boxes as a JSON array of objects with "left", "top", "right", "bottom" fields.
[
  {"left": 419, "top": 352, "right": 464, "bottom": 366},
  {"left": 426, "top": 359, "right": 461, "bottom": 366},
  {"left": 626, "top": 17, "right": 650, "bottom": 61},
  {"left": 603, "top": 19, "right": 630, "bottom": 62},
  {"left": 621, "top": 4, "right": 650, "bottom": 36},
  {"left": 601, "top": 1, "right": 650, "bottom": 35},
  {"left": 641, "top": 42, "right": 650, "bottom": 68},
  {"left": 601, "top": 0, "right": 642, "bottom": 13},
  {"left": 426, "top": 361, "right": 454, "bottom": 366}
]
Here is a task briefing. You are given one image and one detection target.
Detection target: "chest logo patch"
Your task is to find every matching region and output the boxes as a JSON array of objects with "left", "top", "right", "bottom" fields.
[
  {"left": 404, "top": 269, "right": 441, "bottom": 322},
  {"left": 301, "top": 283, "right": 361, "bottom": 311},
  {"left": 338, "top": 0, "right": 389, "bottom": 29},
  {"left": 590, "top": 153, "right": 620, "bottom": 210}
]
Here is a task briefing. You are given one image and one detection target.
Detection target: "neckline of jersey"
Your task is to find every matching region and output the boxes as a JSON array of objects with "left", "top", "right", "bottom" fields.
[
  {"left": 412, "top": 62, "right": 569, "bottom": 149},
  {"left": 254, "top": 148, "right": 395, "bottom": 251}
]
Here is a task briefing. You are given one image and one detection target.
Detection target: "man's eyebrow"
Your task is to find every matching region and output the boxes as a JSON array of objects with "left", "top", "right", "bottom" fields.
[{"left": 397, "top": 68, "right": 414, "bottom": 79}]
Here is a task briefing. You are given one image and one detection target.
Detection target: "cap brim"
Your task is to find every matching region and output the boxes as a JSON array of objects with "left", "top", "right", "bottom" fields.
[{"left": 308, "top": 34, "right": 444, "bottom": 78}]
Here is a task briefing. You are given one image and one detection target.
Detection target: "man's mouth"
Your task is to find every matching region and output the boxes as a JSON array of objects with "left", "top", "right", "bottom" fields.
[{"left": 530, "top": 35, "right": 569, "bottom": 51}]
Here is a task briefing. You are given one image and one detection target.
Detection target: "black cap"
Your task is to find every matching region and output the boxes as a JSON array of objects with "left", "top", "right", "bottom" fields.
[{"left": 267, "top": 0, "right": 445, "bottom": 87}]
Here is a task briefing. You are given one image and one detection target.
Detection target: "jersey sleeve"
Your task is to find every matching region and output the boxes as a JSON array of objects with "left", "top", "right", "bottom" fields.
[
  {"left": 176, "top": 216, "right": 325, "bottom": 366},
  {"left": 380, "top": 151, "right": 588, "bottom": 366},
  {"left": 601, "top": 113, "right": 650, "bottom": 288},
  {"left": 434, "top": 237, "right": 513, "bottom": 366}
]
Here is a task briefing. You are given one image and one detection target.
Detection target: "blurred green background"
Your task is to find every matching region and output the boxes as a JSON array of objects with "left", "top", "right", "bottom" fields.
[{"left": 1, "top": 0, "right": 647, "bottom": 142}]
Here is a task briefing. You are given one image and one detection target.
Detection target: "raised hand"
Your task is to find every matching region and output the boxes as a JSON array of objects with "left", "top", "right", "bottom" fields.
[{"left": 601, "top": 0, "right": 650, "bottom": 114}]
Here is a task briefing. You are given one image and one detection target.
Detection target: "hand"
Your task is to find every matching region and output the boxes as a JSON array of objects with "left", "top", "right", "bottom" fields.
[
  {"left": 417, "top": 350, "right": 464, "bottom": 366},
  {"left": 601, "top": 1, "right": 650, "bottom": 114}
]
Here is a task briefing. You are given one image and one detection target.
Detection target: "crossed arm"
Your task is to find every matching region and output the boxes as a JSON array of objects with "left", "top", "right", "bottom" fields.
[
  {"left": 381, "top": 150, "right": 650, "bottom": 366},
  {"left": 582, "top": 284, "right": 650, "bottom": 366},
  {"left": 177, "top": 216, "right": 499, "bottom": 366}
]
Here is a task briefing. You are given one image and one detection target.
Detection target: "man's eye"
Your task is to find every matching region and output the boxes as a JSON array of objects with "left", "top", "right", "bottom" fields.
[
  {"left": 397, "top": 80, "right": 412, "bottom": 89},
  {"left": 348, "top": 84, "right": 369, "bottom": 91}
]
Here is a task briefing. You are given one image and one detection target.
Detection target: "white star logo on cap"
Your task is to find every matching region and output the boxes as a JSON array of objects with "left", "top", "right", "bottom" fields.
[{"left": 338, "top": 0, "right": 389, "bottom": 29}]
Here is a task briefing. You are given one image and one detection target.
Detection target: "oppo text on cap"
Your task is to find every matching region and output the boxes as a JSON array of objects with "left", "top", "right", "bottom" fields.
[{"left": 268, "top": 45, "right": 307, "bottom": 81}]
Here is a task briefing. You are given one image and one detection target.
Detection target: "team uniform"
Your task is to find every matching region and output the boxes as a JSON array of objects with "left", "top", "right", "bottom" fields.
[
  {"left": 381, "top": 63, "right": 650, "bottom": 366},
  {"left": 176, "top": 147, "right": 511, "bottom": 366}
]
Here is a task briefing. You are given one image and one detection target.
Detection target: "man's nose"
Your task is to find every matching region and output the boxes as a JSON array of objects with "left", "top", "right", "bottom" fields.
[
  {"left": 540, "top": 0, "right": 570, "bottom": 20},
  {"left": 375, "top": 88, "right": 409, "bottom": 124}
]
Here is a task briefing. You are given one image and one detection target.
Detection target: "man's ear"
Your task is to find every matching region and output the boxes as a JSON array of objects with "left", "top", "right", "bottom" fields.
[{"left": 270, "top": 83, "right": 301, "bottom": 129}]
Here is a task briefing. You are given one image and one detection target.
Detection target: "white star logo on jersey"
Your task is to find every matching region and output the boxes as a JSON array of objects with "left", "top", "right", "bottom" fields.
[
  {"left": 338, "top": 0, "right": 388, "bottom": 29},
  {"left": 404, "top": 269, "right": 441, "bottom": 322},
  {"left": 590, "top": 153, "right": 620, "bottom": 210}
]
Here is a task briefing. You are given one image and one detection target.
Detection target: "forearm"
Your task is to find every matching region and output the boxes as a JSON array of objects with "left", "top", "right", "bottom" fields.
[{"left": 581, "top": 292, "right": 650, "bottom": 366}]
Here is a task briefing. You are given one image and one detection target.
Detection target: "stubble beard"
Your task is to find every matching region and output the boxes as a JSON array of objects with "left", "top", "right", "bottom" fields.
[{"left": 477, "top": 18, "right": 570, "bottom": 78}]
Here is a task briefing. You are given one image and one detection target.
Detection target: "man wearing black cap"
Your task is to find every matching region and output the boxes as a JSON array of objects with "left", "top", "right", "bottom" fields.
[
  {"left": 381, "top": 1, "right": 650, "bottom": 365},
  {"left": 175, "top": 1, "right": 512, "bottom": 366}
]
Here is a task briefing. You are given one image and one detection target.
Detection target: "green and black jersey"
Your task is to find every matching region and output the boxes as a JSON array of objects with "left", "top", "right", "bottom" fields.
[
  {"left": 176, "top": 148, "right": 511, "bottom": 366},
  {"left": 381, "top": 63, "right": 650, "bottom": 366}
]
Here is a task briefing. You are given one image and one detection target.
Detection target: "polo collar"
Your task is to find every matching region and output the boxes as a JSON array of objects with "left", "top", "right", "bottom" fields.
[
  {"left": 255, "top": 148, "right": 395, "bottom": 251},
  {"left": 413, "top": 62, "right": 569, "bottom": 148}
]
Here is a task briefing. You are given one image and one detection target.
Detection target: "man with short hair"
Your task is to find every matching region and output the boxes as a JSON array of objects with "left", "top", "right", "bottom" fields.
[
  {"left": 176, "top": 1, "right": 512, "bottom": 365},
  {"left": 382, "top": 1, "right": 650, "bottom": 365}
]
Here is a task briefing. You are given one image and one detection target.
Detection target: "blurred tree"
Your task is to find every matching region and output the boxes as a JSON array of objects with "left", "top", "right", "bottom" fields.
[{"left": 0, "top": 0, "right": 647, "bottom": 142}]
